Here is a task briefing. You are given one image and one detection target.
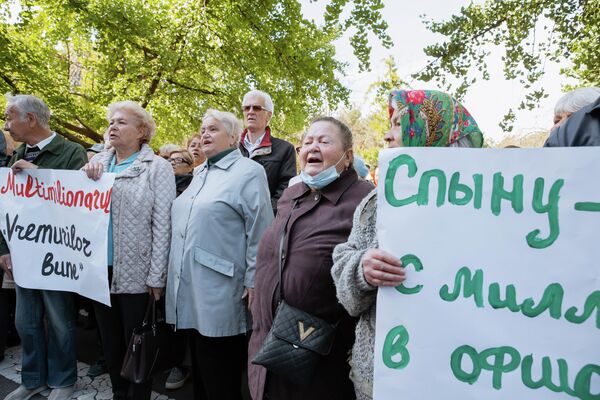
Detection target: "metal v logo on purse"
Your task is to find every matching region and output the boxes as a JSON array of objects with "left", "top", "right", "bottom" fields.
[{"left": 298, "top": 321, "right": 316, "bottom": 342}]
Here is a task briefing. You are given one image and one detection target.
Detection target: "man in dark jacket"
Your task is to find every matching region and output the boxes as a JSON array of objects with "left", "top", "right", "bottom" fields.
[
  {"left": 1, "top": 95, "right": 87, "bottom": 400},
  {"left": 0, "top": 131, "right": 7, "bottom": 167},
  {"left": 239, "top": 90, "right": 296, "bottom": 213},
  {"left": 544, "top": 95, "right": 600, "bottom": 147}
]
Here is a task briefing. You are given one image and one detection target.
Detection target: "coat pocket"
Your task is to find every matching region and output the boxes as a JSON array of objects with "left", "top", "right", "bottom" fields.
[{"left": 194, "top": 247, "right": 234, "bottom": 277}]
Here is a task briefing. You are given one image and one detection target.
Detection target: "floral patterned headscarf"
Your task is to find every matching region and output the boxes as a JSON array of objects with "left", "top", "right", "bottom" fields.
[{"left": 388, "top": 89, "right": 484, "bottom": 148}]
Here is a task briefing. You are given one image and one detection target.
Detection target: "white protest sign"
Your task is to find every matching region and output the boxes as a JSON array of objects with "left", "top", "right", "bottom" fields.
[
  {"left": 374, "top": 148, "right": 600, "bottom": 400},
  {"left": 0, "top": 168, "right": 115, "bottom": 305}
]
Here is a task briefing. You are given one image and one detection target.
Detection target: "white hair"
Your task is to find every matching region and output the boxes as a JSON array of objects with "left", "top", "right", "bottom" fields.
[
  {"left": 554, "top": 87, "right": 600, "bottom": 115},
  {"left": 242, "top": 90, "right": 274, "bottom": 113},
  {"left": 159, "top": 143, "right": 180, "bottom": 156},
  {"left": 106, "top": 101, "right": 156, "bottom": 144},
  {"left": 203, "top": 109, "right": 243, "bottom": 143},
  {"left": 5, "top": 94, "right": 51, "bottom": 129}
]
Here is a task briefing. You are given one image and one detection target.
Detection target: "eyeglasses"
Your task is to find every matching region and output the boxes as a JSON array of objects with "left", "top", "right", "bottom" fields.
[
  {"left": 169, "top": 157, "right": 190, "bottom": 165},
  {"left": 242, "top": 104, "right": 268, "bottom": 113}
]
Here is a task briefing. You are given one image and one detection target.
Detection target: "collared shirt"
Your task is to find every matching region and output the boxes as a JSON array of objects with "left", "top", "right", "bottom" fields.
[
  {"left": 26, "top": 132, "right": 56, "bottom": 151},
  {"left": 24, "top": 132, "right": 57, "bottom": 161},
  {"left": 106, "top": 151, "right": 140, "bottom": 265},
  {"left": 242, "top": 130, "right": 266, "bottom": 155},
  {"left": 207, "top": 147, "right": 236, "bottom": 166}
]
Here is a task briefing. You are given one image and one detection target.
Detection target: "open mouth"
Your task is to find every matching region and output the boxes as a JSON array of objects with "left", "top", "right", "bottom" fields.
[{"left": 307, "top": 155, "right": 322, "bottom": 164}]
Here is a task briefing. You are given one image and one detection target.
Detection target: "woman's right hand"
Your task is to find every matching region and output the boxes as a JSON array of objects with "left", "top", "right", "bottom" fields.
[
  {"left": 362, "top": 248, "right": 406, "bottom": 287},
  {"left": 83, "top": 162, "right": 104, "bottom": 181}
]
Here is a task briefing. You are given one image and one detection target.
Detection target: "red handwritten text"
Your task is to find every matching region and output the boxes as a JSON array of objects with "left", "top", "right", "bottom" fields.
[{"left": 0, "top": 171, "right": 112, "bottom": 214}]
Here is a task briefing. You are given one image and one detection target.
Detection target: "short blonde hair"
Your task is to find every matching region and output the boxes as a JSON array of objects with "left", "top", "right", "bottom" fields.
[
  {"left": 202, "top": 109, "right": 243, "bottom": 143},
  {"left": 106, "top": 101, "right": 156, "bottom": 144}
]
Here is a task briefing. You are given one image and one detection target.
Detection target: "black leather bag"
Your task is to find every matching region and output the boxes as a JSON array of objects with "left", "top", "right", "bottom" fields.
[
  {"left": 252, "top": 300, "right": 337, "bottom": 385},
  {"left": 120, "top": 297, "right": 182, "bottom": 384},
  {"left": 251, "top": 199, "right": 337, "bottom": 385}
]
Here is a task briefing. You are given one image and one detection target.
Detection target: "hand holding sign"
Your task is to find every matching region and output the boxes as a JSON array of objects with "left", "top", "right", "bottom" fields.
[
  {"left": 82, "top": 162, "right": 104, "bottom": 181},
  {"left": 11, "top": 159, "right": 38, "bottom": 173},
  {"left": 362, "top": 249, "right": 405, "bottom": 287}
]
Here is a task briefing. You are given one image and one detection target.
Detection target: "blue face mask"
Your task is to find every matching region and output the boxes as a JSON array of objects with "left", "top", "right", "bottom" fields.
[{"left": 300, "top": 153, "right": 347, "bottom": 190}]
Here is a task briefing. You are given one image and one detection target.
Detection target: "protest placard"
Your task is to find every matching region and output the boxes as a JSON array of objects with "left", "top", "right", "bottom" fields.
[
  {"left": 374, "top": 147, "right": 600, "bottom": 399},
  {"left": 0, "top": 168, "right": 115, "bottom": 305}
]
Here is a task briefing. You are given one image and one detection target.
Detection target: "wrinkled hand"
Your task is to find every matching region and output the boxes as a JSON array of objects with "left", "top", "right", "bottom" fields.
[
  {"left": 11, "top": 159, "right": 38, "bottom": 173},
  {"left": 242, "top": 287, "right": 254, "bottom": 310},
  {"left": 83, "top": 162, "right": 104, "bottom": 181},
  {"left": 148, "top": 287, "right": 163, "bottom": 300},
  {"left": 361, "top": 248, "right": 406, "bottom": 287},
  {"left": 0, "top": 254, "right": 13, "bottom": 281}
]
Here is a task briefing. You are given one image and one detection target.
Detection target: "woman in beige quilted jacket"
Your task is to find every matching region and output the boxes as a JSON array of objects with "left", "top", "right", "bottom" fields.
[{"left": 83, "top": 101, "right": 176, "bottom": 400}]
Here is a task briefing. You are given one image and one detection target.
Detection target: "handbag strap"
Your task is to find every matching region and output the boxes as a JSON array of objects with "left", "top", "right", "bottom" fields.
[
  {"left": 277, "top": 199, "right": 299, "bottom": 302},
  {"left": 142, "top": 296, "right": 156, "bottom": 327}
]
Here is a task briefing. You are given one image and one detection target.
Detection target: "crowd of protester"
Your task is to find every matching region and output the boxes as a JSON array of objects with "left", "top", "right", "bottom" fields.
[{"left": 0, "top": 85, "right": 598, "bottom": 400}]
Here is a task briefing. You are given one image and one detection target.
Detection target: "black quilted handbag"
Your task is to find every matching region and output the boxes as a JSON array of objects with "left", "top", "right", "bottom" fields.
[
  {"left": 251, "top": 199, "right": 337, "bottom": 385},
  {"left": 252, "top": 300, "right": 337, "bottom": 385}
]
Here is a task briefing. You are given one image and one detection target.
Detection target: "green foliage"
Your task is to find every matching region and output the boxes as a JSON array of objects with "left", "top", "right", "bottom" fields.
[
  {"left": 415, "top": 0, "right": 600, "bottom": 130},
  {"left": 320, "top": 0, "right": 393, "bottom": 72},
  {"left": 1, "top": 0, "right": 394, "bottom": 146}
]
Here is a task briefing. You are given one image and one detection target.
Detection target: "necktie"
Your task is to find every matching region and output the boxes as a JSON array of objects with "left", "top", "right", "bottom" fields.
[{"left": 24, "top": 146, "right": 40, "bottom": 162}]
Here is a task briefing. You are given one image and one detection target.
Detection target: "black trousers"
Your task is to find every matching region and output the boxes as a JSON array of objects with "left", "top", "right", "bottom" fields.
[
  {"left": 94, "top": 293, "right": 151, "bottom": 400},
  {"left": 0, "top": 287, "right": 17, "bottom": 359},
  {"left": 187, "top": 329, "right": 247, "bottom": 400}
]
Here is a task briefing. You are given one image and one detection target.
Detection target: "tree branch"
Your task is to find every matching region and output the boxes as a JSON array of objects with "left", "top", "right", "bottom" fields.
[
  {"left": 54, "top": 117, "right": 103, "bottom": 142},
  {"left": 141, "top": 71, "right": 163, "bottom": 108},
  {"left": 53, "top": 127, "right": 92, "bottom": 147},
  {"left": 1, "top": 74, "right": 19, "bottom": 93},
  {"left": 165, "top": 78, "right": 220, "bottom": 95}
]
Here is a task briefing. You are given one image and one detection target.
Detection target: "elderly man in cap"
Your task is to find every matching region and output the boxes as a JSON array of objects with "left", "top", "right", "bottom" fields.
[
  {"left": 1, "top": 94, "right": 87, "bottom": 400},
  {"left": 239, "top": 90, "right": 296, "bottom": 214}
]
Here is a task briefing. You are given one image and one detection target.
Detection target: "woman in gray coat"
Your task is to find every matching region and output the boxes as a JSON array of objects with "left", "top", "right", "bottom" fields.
[
  {"left": 166, "top": 109, "right": 273, "bottom": 400},
  {"left": 83, "top": 101, "right": 176, "bottom": 400}
]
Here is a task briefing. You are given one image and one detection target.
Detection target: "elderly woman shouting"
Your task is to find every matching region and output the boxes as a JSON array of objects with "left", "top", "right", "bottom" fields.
[
  {"left": 83, "top": 101, "right": 175, "bottom": 400},
  {"left": 248, "top": 117, "right": 373, "bottom": 400},
  {"left": 331, "top": 89, "right": 484, "bottom": 400},
  {"left": 166, "top": 109, "right": 273, "bottom": 400}
]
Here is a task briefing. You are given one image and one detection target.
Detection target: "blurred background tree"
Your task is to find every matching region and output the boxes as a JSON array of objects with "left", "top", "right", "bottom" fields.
[{"left": 0, "top": 0, "right": 391, "bottom": 146}]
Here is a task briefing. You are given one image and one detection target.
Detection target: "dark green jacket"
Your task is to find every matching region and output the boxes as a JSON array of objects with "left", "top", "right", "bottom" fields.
[{"left": 0, "top": 133, "right": 87, "bottom": 255}]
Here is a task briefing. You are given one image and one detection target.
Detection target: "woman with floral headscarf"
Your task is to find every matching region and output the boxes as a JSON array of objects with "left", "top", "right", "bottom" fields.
[{"left": 331, "top": 89, "right": 483, "bottom": 400}]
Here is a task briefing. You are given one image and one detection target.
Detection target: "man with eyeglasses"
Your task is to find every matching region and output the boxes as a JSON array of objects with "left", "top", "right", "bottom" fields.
[{"left": 240, "top": 90, "right": 296, "bottom": 214}]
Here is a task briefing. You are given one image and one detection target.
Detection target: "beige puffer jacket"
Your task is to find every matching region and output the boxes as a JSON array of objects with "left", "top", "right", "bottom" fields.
[{"left": 91, "top": 144, "right": 175, "bottom": 294}]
